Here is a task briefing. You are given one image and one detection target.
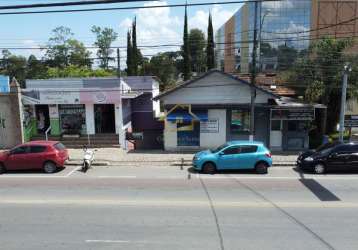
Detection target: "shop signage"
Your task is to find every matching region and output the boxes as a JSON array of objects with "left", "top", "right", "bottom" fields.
[
  {"left": 126, "top": 132, "right": 144, "bottom": 140},
  {"left": 22, "top": 90, "right": 80, "bottom": 104},
  {"left": 344, "top": 115, "right": 358, "bottom": 127},
  {"left": 49, "top": 105, "right": 59, "bottom": 118},
  {"left": 200, "top": 119, "right": 219, "bottom": 133},
  {"left": 271, "top": 108, "right": 315, "bottom": 120}
]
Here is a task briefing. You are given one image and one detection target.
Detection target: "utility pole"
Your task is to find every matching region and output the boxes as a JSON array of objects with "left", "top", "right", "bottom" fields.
[
  {"left": 117, "top": 48, "right": 121, "bottom": 78},
  {"left": 249, "top": 0, "right": 259, "bottom": 141},
  {"left": 339, "top": 64, "right": 352, "bottom": 142}
]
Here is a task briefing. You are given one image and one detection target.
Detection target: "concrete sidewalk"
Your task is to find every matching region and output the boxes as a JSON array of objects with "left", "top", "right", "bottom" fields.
[{"left": 66, "top": 148, "right": 298, "bottom": 167}]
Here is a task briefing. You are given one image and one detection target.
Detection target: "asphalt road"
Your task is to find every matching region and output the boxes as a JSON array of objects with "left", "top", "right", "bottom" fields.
[{"left": 1, "top": 166, "right": 358, "bottom": 250}]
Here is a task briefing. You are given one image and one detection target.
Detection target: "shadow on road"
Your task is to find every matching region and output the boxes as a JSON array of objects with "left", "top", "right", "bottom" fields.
[
  {"left": 3, "top": 167, "right": 66, "bottom": 175},
  {"left": 187, "top": 167, "right": 258, "bottom": 175}
]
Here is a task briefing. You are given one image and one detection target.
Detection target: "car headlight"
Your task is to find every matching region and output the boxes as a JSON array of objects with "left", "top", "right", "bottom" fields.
[
  {"left": 304, "top": 157, "right": 314, "bottom": 161},
  {"left": 194, "top": 156, "right": 200, "bottom": 161}
]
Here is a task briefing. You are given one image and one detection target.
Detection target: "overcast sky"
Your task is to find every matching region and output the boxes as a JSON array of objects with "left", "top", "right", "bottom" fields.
[{"left": 0, "top": 0, "right": 242, "bottom": 61}]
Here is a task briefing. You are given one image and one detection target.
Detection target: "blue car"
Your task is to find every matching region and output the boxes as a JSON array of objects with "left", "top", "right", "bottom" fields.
[{"left": 193, "top": 141, "right": 272, "bottom": 174}]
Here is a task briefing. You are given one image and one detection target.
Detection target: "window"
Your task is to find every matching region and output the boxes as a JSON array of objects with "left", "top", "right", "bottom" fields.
[
  {"left": 231, "top": 109, "right": 250, "bottom": 133},
  {"left": 11, "top": 146, "right": 28, "bottom": 155},
  {"left": 271, "top": 120, "right": 281, "bottom": 131},
  {"left": 223, "top": 146, "right": 240, "bottom": 155},
  {"left": 29, "top": 146, "right": 46, "bottom": 153},
  {"left": 240, "top": 145, "right": 257, "bottom": 154},
  {"left": 54, "top": 143, "right": 66, "bottom": 151}
]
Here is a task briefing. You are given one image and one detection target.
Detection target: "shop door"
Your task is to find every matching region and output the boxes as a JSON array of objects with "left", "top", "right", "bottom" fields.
[
  {"left": 94, "top": 104, "right": 115, "bottom": 134},
  {"left": 35, "top": 105, "right": 50, "bottom": 134},
  {"left": 270, "top": 120, "right": 282, "bottom": 149}
]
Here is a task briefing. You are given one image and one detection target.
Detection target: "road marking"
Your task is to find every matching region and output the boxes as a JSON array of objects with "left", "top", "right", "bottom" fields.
[
  {"left": 1, "top": 199, "right": 358, "bottom": 208},
  {"left": 98, "top": 175, "right": 137, "bottom": 179},
  {"left": 66, "top": 166, "right": 81, "bottom": 177},
  {"left": 86, "top": 240, "right": 130, "bottom": 244}
]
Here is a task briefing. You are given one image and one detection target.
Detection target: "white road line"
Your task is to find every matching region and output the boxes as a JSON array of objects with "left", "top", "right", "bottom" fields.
[
  {"left": 98, "top": 175, "right": 137, "bottom": 179},
  {"left": 66, "top": 166, "right": 81, "bottom": 177},
  {"left": 86, "top": 240, "right": 130, "bottom": 243}
]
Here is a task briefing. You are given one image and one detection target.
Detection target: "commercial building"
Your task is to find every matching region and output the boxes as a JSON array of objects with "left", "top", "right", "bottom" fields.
[
  {"left": 154, "top": 70, "right": 325, "bottom": 151},
  {"left": 216, "top": 0, "right": 358, "bottom": 73},
  {"left": 22, "top": 77, "right": 161, "bottom": 149}
]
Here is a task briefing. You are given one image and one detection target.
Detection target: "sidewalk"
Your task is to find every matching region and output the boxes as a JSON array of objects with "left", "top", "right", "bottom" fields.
[{"left": 66, "top": 148, "right": 298, "bottom": 167}]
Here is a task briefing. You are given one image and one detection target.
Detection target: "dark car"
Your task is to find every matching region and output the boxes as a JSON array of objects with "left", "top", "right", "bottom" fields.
[
  {"left": 297, "top": 142, "right": 358, "bottom": 174},
  {"left": 0, "top": 141, "right": 69, "bottom": 174}
]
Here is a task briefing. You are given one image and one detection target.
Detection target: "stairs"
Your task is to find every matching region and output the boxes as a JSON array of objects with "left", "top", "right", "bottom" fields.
[{"left": 30, "top": 134, "right": 120, "bottom": 148}]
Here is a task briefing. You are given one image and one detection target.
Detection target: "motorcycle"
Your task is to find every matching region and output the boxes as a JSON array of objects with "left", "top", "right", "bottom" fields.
[{"left": 82, "top": 145, "right": 96, "bottom": 172}]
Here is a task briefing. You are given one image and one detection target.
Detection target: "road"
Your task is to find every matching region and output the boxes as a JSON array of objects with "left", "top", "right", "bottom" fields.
[{"left": 1, "top": 165, "right": 358, "bottom": 250}]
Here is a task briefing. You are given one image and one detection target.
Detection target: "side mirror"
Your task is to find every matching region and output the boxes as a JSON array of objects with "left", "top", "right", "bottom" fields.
[
  {"left": 219, "top": 152, "right": 224, "bottom": 156},
  {"left": 330, "top": 152, "right": 338, "bottom": 157}
]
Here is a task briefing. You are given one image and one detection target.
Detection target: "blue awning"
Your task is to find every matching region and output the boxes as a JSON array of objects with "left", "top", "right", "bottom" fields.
[{"left": 167, "top": 110, "right": 208, "bottom": 122}]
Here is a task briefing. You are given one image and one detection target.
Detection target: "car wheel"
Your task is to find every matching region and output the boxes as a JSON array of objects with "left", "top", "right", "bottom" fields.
[
  {"left": 255, "top": 162, "right": 268, "bottom": 174},
  {"left": 0, "top": 163, "right": 6, "bottom": 174},
  {"left": 314, "top": 163, "right": 326, "bottom": 174},
  {"left": 202, "top": 162, "right": 216, "bottom": 175},
  {"left": 43, "top": 162, "right": 57, "bottom": 174}
]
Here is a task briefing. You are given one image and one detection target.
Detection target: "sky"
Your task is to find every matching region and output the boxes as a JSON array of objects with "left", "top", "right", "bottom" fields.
[{"left": 0, "top": 0, "right": 242, "bottom": 65}]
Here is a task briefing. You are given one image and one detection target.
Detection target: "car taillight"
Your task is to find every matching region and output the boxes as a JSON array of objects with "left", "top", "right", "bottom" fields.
[{"left": 265, "top": 153, "right": 272, "bottom": 158}]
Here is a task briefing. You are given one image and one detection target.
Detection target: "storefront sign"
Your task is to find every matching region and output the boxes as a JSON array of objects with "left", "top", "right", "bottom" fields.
[
  {"left": 344, "top": 115, "right": 358, "bottom": 127},
  {"left": 271, "top": 108, "right": 315, "bottom": 120},
  {"left": 177, "top": 121, "right": 200, "bottom": 146},
  {"left": 200, "top": 119, "right": 219, "bottom": 133},
  {"left": 22, "top": 90, "right": 80, "bottom": 104}
]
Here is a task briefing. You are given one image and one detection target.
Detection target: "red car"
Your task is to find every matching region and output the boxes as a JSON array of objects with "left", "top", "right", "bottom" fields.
[{"left": 0, "top": 141, "right": 69, "bottom": 174}]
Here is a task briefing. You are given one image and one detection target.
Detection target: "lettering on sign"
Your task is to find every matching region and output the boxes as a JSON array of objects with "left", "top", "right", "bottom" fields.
[
  {"left": 271, "top": 109, "right": 315, "bottom": 120},
  {"left": 200, "top": 119, "right": 219, "bottom": 133}
]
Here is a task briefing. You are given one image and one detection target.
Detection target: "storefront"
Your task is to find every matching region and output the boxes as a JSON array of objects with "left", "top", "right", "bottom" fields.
[
  {"left": 21, "top": 78, "right": 141, "bottom": 147},
  {"left": 154, "top": 70, "right": 325, "bottom": 151}
]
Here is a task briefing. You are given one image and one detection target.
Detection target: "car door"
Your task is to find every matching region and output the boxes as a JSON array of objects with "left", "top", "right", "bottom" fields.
[
  {"left": 236, "top": 145, "right": 258, "bottom": 169},
  {"left": 343, "top": 145, "right": 358, "bottom": 170},
  {"left": 326, "top": 145, "right": 350, "bottom": 170},
  {"left": 27, "top": 145, "right": 48, "bottom": 169},
  {"left": 5, "top": 146, "right": 30, "bottom": 170},
  {"left": 217, "top": 146, "right": 240, "bottom": 169}
]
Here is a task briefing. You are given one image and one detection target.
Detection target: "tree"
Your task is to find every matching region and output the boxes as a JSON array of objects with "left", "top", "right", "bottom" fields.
[
  {"left": 0, "top": 50, "right": 27, "bottom": 86},
  {"left": 287, "top": 38, "right": 357, "bottom": 133},
  {"left": 126, "top": 30, "right": 133, "bottom": 76},
  {"left": 45, "top": 26, "right": 74, "bottom": 68},
  {"left": 183, "top": 6, "right": 191, "bottom": 81},
  {"left": 132, "top": 17, "right": 139, "bottom": 75},
  {"left": 47, "top": 65, "right": 115, "bottom": 78},
  {"left": 67, "top": 39, "right": 92, "bottom": 67},
  {"left": 206, "top": 13, "right": 215, "bottom": 70},
  {"left": 45, "top": 26, "right": 91, "bottom": 68},
  {"left": 27, "top": 55, "right": 48, "bottom": 79},
  {"left": 147, "top": 52, "right": 181, "bottom": 90},
  {"left": 188, "top": 28, "right": 206, "bottom": 73},
  {"left": 91, "top": 25, "right": 118, "bottom": 70}
]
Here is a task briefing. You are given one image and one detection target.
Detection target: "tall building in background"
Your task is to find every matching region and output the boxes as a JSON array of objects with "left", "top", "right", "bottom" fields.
[{"left": 216, "top": 0, "right": 358, "bottom": 74}]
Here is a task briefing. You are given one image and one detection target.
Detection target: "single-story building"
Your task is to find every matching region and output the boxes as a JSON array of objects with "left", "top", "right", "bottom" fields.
[
  {"left": 154, "top": 70, "right": 325, "bottom": 151},
  {"left": 21, "top": 77, "right": 162, "bottom": 148}
]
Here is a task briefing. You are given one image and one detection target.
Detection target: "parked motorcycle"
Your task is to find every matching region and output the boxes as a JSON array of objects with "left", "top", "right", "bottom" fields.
[{"left": 82, "top": 145, "right": 96, "bottom": 172}]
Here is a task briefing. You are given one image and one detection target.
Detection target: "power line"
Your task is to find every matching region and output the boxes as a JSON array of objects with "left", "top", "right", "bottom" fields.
[
  {"left": 0, "top": 0, "right": 154, "bottom": 10},
  {"left": 0, "top": 0, "right": 280, "bottom": 15}
]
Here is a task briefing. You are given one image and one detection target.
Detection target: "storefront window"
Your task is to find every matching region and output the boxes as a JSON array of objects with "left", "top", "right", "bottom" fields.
[
  {"left": 231, "top": 109, "right": 250, "bottom": 133},
  {"left": 288, "top": 121, "right": 307, "bottom": 132},
  {"left": 59, "top": 105, "right": 86, "bottom": 134}
]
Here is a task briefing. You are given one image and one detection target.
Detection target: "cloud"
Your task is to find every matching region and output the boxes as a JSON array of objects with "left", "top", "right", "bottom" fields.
[
  {"left": 20, "top": 40, "right": 43, "bottom": 59},
  {"left": 189, "top": 5, "right": 238, "bottom": 34},
  {"left": 119, "top": 1, "right": 181, "bottom": 57}
]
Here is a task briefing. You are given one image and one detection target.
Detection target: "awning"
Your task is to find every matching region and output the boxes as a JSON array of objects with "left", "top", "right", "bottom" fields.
[{"left": 167, "top": 110, "right": 208, "bottom": 122}]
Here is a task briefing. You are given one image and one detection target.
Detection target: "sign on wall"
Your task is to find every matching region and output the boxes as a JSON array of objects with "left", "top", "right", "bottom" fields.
[
  {"left": 271, "top": 108, "right": 315, "bottom": 120},
  {"left": 345, "top": 115, "right": 358, "bottom": 127},
  {"left": 200, "top": 119, "right": 219, "bottom": 133}
]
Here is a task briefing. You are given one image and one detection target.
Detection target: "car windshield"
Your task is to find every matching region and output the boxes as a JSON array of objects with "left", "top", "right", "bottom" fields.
[
  {"left": 211, "top": 143, "right": 229, "bottom": 153},
  {"left": 316, "top": 141, "right": 341, "bottom": 152}
]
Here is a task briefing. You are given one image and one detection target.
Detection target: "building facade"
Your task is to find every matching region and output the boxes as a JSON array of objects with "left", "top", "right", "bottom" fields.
[
  {"left": 216, "top": 0, "right": 358, "bottom": 73},
  {"left": 154, "top": 70, "right": 324, "bottom": 152},
  {"left": 22, "top": 78, "right": 141, "bottom": 148}
]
